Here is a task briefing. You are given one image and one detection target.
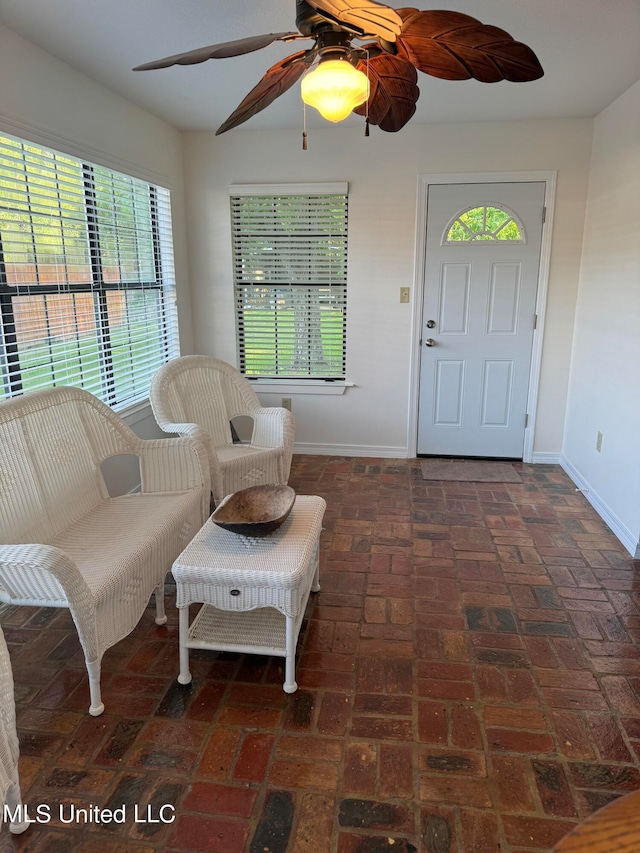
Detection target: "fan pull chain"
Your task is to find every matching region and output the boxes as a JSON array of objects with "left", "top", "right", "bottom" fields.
[
  {"left": 302, "top": 101, "right": 308, "bottom": 150},
  {"left": 365, "top": 48, "right": 371, "bottom": 137}
]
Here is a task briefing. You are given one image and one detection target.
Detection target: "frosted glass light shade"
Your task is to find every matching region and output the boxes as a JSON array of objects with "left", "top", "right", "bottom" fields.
[{"left": 301, "top": 59, "right": 369, "bottom": 123}]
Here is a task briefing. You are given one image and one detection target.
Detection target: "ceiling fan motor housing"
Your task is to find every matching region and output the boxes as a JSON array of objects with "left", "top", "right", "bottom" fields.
[
  {"left": 314, "top": 30, "right": 360, "bottom": 66},
  {"left": 296, "top": 0, "right": 332, "bottom": 34},
  {"left": 296, "top": 0, "right": 362, "bottom": 38}
]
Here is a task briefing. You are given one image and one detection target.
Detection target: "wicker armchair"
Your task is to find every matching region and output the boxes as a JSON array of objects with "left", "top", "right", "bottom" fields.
[
  {"left": 0, "top": 387, "right": 210, "bottom": 716},
  {"left": 0, "top": 626, "right": 28, "bottom": 834},
  {"left": 150, "top": 356, "right": 295, "bottom": 505}
]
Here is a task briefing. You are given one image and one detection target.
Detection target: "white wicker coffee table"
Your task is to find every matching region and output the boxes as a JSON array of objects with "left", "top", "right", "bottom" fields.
[{"left": 171, "top": 495, "right": 326, "bottom": 693}]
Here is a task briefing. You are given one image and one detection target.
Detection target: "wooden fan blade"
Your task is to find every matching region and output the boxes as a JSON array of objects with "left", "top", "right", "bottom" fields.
[
  {"left": 354, "top": 51, "right": 419, "bottom": 132},
  {"left": 133, "top": 32, "right": 300, "bottom": 71},
  {"left": 395, "top": 9, "right": 544, "bottom": 83},
  {"left": 307, "top": 0, "right": 402, "bottom": 40},
  {"left": 216, "top": 51, "right": 314, "bottom": 135}
]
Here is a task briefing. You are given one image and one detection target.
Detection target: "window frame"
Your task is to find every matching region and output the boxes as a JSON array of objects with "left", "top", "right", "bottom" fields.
[
  {"left": 0, "top": 133, "right": 179, "bottom": 409},
  {"left": 229, "top": 182, "right": 349, "bottom": 383},
  {"left": 443, "top": 203, "right": 526, "bottom": 244}
]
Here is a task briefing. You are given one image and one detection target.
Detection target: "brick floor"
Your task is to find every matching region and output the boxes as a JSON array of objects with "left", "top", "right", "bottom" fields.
[{"left": 2, "top": 456, "right": 640, "bottom": 851}]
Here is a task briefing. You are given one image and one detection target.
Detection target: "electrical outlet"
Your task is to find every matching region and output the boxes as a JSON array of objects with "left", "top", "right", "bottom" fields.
[
  {"left": 399, "top": 287, "right": 410, "bottom": 303},
  {"left": 281, "top": 398, "right": 292, "bottom": 412},
  {"left": 596, "top": 431, "right": 603, "bottom": 452}
]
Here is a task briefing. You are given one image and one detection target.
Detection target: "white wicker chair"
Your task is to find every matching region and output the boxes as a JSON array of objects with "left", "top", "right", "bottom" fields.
[
  {"left": 0, "top": 625, "right": 28, "bottom": 835},
  {"left": 0, "top": 386, "right": 210, "bottom": 717},
  {"left": 150, "top": 356, "right": 295, "bottom": 505}
]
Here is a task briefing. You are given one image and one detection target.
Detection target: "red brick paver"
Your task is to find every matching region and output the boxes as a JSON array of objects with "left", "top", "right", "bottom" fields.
[{"left": 2, "top": 456, "right": 640, "bottom": 851}]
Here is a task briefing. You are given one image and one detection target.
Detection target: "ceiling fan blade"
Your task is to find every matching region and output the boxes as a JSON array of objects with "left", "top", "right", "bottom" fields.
[
  {"left": 354, "top": 50, "right": 419, "bottom": 132},
  {"left": 133, "top": 32, "right": 300, "bottom": 71},
  {"left": 307, "top": 0, "right": 402, "bottom": 41},
  {"left": 395, "top": 9, "right": 544, "bottom": 83},
  {"left": 216, "top": 50, "right": 315, "bottom": 135}
]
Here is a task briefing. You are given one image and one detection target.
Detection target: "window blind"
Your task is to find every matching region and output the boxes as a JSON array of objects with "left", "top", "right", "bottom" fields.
[
  {"left": 230, "top": 186, "right": 347, "bottom": 379},
  {"left": 0, "top": 133, "right": 179, "bottom": 408}
]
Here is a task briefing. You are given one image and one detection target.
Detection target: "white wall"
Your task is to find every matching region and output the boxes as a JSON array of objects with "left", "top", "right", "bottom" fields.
[
  {"left": 183, "top": 119, "right": 592, "bottom": 457},
  {"left": 562, "top": 79, "right": 640, "bottom": 557},
  {"left": 0, "top": 25, "right": 193, "bottom": 443}
]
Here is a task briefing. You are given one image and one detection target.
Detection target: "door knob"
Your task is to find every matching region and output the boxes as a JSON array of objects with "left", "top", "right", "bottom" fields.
[{"left": 425, "top": 338, "right": 435, "bottom": 347}]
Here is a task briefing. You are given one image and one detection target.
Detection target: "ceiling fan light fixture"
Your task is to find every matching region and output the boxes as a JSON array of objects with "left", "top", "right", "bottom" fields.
[{"left": 301, "top": 58, "right": 369, "bottom": 123}]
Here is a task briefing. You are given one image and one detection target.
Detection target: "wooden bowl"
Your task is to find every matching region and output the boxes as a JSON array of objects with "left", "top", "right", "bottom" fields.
[{"left": 211, "top": 484, "right": 296, "bottom": 537}]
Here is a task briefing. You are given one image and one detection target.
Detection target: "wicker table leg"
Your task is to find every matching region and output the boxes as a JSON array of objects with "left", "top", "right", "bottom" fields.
[
  {"left": 283, "top": 615, "right": 297, "bottom": 693},
  {"left": 178, "top": 607, "right": 192, "bottom": 685},
  {"left": 311, "top": 545, "right": 321, "bottom": 593}
]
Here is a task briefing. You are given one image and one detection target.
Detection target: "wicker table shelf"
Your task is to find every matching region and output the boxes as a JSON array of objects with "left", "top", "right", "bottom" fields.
[{"left": 171, "top": 495, "right": 326, "bottom": 693}]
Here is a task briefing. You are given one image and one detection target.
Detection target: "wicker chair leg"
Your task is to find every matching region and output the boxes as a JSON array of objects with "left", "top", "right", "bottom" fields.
[
  {"left": 6, "top": 771, "right": 29, "bottom": 834},
  {"left": 154, "top": 584, "right": 168, "bottom": 626},
  {"left": 86, "top": 659, "right": 104, "bottom": 716}
]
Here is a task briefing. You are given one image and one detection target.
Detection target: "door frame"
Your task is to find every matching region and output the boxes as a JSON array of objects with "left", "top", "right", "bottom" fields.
[{"left": 408, "top": 171, "right": 557, "bottom": 462}]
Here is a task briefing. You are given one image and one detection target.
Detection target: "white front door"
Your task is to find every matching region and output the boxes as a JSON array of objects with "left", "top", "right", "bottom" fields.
[{"left": 417, "top": 181, "right": 545, "bottom": 458}]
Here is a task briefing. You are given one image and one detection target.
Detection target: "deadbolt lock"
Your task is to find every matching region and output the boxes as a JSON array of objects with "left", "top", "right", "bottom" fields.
[{"left": 426, "top": 319, "right": 436, "bottom": 328}]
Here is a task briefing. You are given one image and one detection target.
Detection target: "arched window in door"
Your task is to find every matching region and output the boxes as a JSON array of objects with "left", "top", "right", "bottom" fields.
[{"left": 444, "top": 204, "right": 525, "bottom": 243}]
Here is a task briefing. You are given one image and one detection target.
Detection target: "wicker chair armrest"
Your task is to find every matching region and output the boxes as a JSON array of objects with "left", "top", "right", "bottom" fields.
[
  {"left": 0, "top": 544, "right": 79, "bottom": 603},
  {"left": 136, "top": 436, "right": 211, "bottom": 518},
  {"left": 150, "top": 421, "right": 212, "bottom": 458},
  {"left": 252, "top": 407, "right": 296, "bottom": 451},
  {"left": 153, "top": 422, "right": 223, "bottom": 501},
  {"left": 0, "top": 544, "right": 98, "bottom": 660}
]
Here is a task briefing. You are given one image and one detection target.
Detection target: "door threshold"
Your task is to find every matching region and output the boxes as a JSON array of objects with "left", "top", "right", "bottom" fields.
[{"left": 417, "top": 454, "right": 522, "bottom": 462}]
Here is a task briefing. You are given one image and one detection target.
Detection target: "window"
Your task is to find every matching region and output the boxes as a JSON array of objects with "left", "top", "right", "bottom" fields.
[
  {"left": 445, "top": 205, "right": 524, "bottom": 243},
  {"left": 230, "top": 183, "right": 348, "bottom": 379},
  {"left": 0, "top": 133, "right": 179, "bottom": 408}
]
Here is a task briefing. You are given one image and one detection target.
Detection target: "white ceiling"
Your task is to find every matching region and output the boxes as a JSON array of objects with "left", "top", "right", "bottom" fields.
[{"left": 2, "top": 0, "right": 640, "bottom": 134}]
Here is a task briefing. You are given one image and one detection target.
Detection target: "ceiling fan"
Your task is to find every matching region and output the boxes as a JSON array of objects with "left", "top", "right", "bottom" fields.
[{"left": 133, "top": 0, "right": 544, "bottom": 135}]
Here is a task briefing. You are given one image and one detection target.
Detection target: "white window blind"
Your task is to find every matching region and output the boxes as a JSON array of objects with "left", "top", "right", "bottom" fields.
[
  {"left": 230, "top": 184, "right": 347, "bottom": 379},
  {"left": 0, "top": 133, "right": 179, "bottom": 408}
]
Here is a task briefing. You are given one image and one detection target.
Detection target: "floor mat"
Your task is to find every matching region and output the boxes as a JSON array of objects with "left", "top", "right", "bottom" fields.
[{"left": 420, "top": 458, "right": 522, "bottom": 482}]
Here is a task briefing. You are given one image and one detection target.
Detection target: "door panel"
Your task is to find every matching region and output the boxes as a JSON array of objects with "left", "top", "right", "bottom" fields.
[
  {"left": 434, "top": 360, "right": 465, "bottom": 426},
  {"left": 487, "top": 263, "right": 521, "bottom": 334},
  {"left": 480, "top": 359, "right": 513, "bottom": 426},
  {"left": 440, "top": 265, "right": 470, "bottom": 334},
  {"left": 417, "top": 182, "right": 545, "bottom": 458}
]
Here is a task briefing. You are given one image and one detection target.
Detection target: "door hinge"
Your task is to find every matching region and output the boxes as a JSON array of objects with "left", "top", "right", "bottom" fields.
[
  {"left": 533, "top": 313, "right": 538, "bottom": 329},
  {"left": 524, "top": 413, "right": 529, "bottom": 428},
  {"left": 542, "top": 206, "right": 547, "bottom": 224}
]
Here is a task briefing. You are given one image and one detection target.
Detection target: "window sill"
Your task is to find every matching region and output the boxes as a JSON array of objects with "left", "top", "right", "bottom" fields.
[
  {"left": 115, "top": 397, "right": 152, "bottom": 425},
  {"left": 250, "top": 380, "right": 354, "bottom": 396}
]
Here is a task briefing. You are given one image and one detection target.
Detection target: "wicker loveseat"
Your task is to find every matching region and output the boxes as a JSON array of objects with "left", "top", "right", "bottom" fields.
[{"left": 0, "top": 387, "right": 210, "bottom": 716}]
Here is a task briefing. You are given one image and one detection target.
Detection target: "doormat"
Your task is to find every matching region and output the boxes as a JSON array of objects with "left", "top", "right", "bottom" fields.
[{"left": 420, "top": 459, "right": 522, "bottom": 483}]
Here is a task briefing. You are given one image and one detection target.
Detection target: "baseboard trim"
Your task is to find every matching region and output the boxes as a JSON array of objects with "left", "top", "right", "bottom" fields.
[
  {"left": 560, "top": 455, "right": 640, "bottom": 559},
  {"left": 293, "top": 447, "right": 561, "bottom": 462},
  {"left": 530, "top": 452, "right": 562, "bottom": 464},
  {"left": 294, "top": 448, "right": 565, "bottom": 461},
  {"left": 293, "top": 443, "right": 408, "bottom": 458}
]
